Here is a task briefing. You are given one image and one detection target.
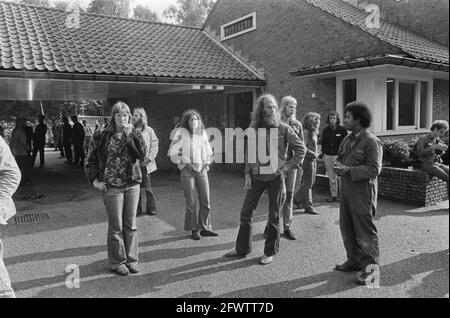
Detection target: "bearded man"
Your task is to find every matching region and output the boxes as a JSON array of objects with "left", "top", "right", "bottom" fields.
[
  {"left": 225, "top": 94, "right": 306, "bottom": 265},
  {"left": 132, "top": 108, "right": 159, "bottom": 216}
]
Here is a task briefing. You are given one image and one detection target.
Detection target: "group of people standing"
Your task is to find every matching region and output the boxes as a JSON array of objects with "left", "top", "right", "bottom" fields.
[
  {"left": 82, "top": 96, "right": 382, "bottom": 286},
  {"left": 1, "top": 94, "right": 448, "bottom": 297}
]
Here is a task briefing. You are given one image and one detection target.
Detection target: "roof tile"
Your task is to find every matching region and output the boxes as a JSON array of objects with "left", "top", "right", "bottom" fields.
[
  {"left": 305, "top": 0, "right": 448, "bottom": 64},
  {"left": 0, "top": 1, "right": 263, "bottom": 81}
]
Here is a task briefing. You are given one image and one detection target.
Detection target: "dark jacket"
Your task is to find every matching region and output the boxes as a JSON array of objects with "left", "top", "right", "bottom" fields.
[
  {"left": 245, "top": 123, "right": 306, "bottom": 181},
  {"left": 62, "top": 123, "right": 72, "bottom": 143},
  {"left": 286, "top": 118, "right": 304, "bottom": 162},
  {"left": 33, "top": 123, "right": 47, "bottom": 144},
  {"left": 415, "top": 133, "right": 445, "bottom": 167},
  {"left": 321, "top": 125, "right": 348, "bottom": 156},
  {"left": 71, "top": 122, "right": 85, "bottom": 145},
  {"left": 85, "top": 128, "right": 147, "bottom": 186}
]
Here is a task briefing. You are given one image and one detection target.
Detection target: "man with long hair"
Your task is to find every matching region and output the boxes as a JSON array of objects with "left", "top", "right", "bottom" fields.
[
  {"left": 225, "top": 94, "right": 306, "bottom": 265},
  {"left": 321, "top": 111, "right": 348, "bottom": 202},
  {"left": 333, "top": 101, "right": 382, "bottom": 285},
  {"left": 133, "top": 107, "right": 160, "bottom": 216},
  {"left": 279, "top": 96, "right": 304, "bottom": 240}
]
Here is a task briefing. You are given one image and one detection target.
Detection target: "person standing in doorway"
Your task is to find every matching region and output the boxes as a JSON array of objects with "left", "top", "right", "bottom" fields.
[
  {"left": 225, "top": 94, "right": 305, "bottom": 265},
  {"left": 31, "top": 114, "right": 47, "bottom": 168},
  {"left": 0, "top": 135, "right": 21, "bottom": 298},
  {"left": 62, "top": 116, "right": 73, "bottom": 165},
  {"left": 71, "top": 115, "right": 85, "bottom": 167},
  {"left": 168, "top": 109, "right": 217, "bottom": 240},
  {"left": 321, "top": 111, "right": 348, "bottom": 202},
  {"left": 85, "top": 101, "right": 147, "bottom": 276},
  {"left": 279, "top": 96, "right": 304, "bottom": 240},
  {"left": 133, "top": 108, "right": 159, "bottom": 216},
  {"left": 294, "top": 112, "right": 321, "bottom": 215},
  {"left": 333, "top": 101, "right": 383, "bottom": 286}
]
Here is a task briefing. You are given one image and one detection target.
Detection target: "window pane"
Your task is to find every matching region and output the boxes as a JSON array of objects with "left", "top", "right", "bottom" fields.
[
  {"left": 420, "top": 81, "right": 428, "bottom": 129},
  {"left": 343, "top": 79, "right": 357, "bottom": 106},
  {"left": 398, "top": 82, "right": 415, "bottom": 126},
  {"left": 386, "top": 79, "right": 394, "bottom": 130}
]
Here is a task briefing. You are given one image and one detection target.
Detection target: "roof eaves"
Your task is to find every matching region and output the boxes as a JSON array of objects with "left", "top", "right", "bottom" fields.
[{"left": 289, "top": 54, "right": 449, "bottom": 77}]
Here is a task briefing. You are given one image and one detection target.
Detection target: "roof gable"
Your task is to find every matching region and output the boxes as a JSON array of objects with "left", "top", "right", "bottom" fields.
[{"left": 0, "top": 1, "right": 264, "bottom": 82}]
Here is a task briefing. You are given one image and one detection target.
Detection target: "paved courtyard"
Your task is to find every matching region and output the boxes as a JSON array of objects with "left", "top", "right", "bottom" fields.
[{"left": 1, "top": 151, "right": 448, "bottom": 298}]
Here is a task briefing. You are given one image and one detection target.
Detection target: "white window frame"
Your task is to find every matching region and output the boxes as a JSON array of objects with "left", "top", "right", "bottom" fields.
[
  {"left": 384, "top": 76, "right": 433, "bottom": 133},
  {"left": 220, "top": 12, "right": 256, "bottom": 41}
]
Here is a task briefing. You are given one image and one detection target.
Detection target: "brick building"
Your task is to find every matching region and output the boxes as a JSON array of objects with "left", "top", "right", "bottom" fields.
[{"left": 203, "top": 0, "right": 449, "bottom": 140}]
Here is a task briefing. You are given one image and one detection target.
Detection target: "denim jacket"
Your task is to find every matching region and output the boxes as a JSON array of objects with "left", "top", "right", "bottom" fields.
[
  {"left": 85, "top": 128, "right": 147, "bottom": 186},
  {"left": 245, "top": 123, "right": 306, "bottom": 181}
]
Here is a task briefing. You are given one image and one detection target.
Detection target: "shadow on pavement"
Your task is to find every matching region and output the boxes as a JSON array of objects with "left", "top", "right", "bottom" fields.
[{"left": 216, "top": 249, "right": 449, "bottom": 298}]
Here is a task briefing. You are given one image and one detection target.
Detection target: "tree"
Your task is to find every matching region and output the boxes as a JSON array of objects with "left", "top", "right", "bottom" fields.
[
  {"left": 163, "top": 0, "right": 215, "bottom": 27},
  {"left": 87, "top": 0, "right": 132, "bottom": 18},
  {"left": 133, "top": 4, "right": 159, "bottom": 22},
  {"left": 16, "top": 0, "right": 50, "bottom": 7}
]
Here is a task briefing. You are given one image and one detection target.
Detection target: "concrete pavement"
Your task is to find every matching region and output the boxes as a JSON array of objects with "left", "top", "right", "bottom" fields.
[{"left": 1, "top": 151, "right": 448, "bottom": 298}]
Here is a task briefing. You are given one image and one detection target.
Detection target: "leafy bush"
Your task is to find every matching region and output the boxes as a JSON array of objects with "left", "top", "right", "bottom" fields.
[{"left": 382, "top": 138, "right": 411, "bottom": 167}]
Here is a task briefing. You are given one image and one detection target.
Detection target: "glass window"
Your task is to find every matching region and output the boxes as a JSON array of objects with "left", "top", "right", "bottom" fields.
[
  {"left": 420, "top": 81, "right": 428, "bottom": 129},
  {"left": 386, "top": 79, "right": 394, "bottom": 130},
  {"left": 343, "top": 79, "right": 357, "bottom": 107},
  {"left": 398, "top": 82, "right": 415, "bottom": 127}
]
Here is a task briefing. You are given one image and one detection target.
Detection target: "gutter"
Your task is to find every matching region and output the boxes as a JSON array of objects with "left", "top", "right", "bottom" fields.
[
  {"left": 290, "top": 55, "right": 449, "bottom": 77},
  {"left": 0, "top": 70, "right": 265, "bottom": 87}
]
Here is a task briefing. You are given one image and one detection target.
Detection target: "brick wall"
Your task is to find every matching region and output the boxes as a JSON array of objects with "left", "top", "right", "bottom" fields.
[
  {"left": 316, "top": 161, "right": 448, "bottom": 206},
  {"left": 378, "top": 167, "right": 448, "bottom": 206},
  {"left": 433, "top": 79, "right": 449, "bottom": 122},
  {"left": 205, "top": 0, "right": 402, "bottom": 122}
]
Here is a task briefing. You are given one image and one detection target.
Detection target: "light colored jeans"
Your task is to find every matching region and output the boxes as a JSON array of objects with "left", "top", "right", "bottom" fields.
[
  {"left": 102, "top": 183, "right": 140, "bottom": 271},
  {"left": 180, "top": 167, "right": 212, "bottom": 232},
  {"left": 282, "top": 168, "right": 297, "bottom": 230},
  {"left": 0, "top": 239, "right": 15, "bottom": 298},
  {"left": 323, "top": 154, "right": 339, "bottom": 197}
]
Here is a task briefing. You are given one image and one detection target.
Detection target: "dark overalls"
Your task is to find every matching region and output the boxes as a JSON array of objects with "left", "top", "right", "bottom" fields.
[{"left": 336, "top": 129, "right": 383, "bottom": 269}]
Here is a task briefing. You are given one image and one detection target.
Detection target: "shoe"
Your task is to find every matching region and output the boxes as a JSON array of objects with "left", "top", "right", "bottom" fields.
[
  {"left": 224, "top": 249, "right": 247, "bottom": 258},
  {"left": 334, "top": 261, "right": 362, "bottom": 272},
  {"left": 112, "top": 267, "right": 130, "bottom": 276},
  {"left": 127, "top": 264, "right": 139, "bottom": 274},
  {"left": 326, "top": 196, "right": 339, "bottom": 202},
  {"left": 304, "top": 208, "right": 319, "bottom": 215},
  {"left": 147, "top": 210, "right": 156, "bottom": 216},
  {"left": 283, "top": 229, "right": 297, "bottom": 240},
  {"left": 39, "top": 165, "right": 44, "bottom": 169},
  {"left": 356, "top": 271, "right": 371, "bottom": 286},
  {"left": 260, "top": 255, "right": 274, "bottom": 265},
  {"left": 200, "top": 230, "right": 218, "bottom": 237},
  {"left": 192, "top": 231, "right": 201, "bottom": 240}
]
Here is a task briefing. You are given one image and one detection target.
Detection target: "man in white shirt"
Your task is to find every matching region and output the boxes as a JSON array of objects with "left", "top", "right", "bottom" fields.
[{"left": 0, "top": 135, "right": 21, "bottom": 298}]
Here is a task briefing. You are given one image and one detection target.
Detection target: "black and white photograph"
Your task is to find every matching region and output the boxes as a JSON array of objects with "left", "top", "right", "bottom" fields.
[{"left": 0, "top": 0, "right": 448, "bottom": 302}]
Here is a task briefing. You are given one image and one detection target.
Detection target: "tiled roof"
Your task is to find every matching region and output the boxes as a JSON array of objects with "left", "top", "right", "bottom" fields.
[
  {"left": 0, "top": 1, "right": 264, "bottom": 82},
  {"left": 304, "top": 0, "right": 449, "bottom": 65}
]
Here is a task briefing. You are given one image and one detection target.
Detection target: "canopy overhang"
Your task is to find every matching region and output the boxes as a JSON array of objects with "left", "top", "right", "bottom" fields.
[{"left": 0, "top": 71, "right": 265, "bottom": 101}]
